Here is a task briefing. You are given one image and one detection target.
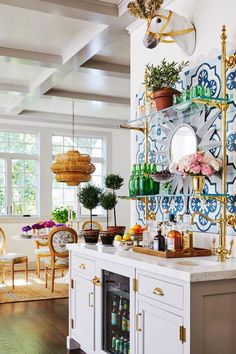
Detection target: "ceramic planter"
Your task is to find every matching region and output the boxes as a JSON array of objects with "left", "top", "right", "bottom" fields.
[{"left": 154, "top": 87, "right": 180, "bottom": 111}]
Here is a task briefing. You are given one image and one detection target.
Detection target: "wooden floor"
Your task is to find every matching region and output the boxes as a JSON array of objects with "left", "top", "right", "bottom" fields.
[{"left": 0, "top": 298, "right": 84, "bottom": 354}]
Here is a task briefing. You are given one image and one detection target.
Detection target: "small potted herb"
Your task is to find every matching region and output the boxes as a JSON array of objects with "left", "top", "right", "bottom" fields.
[
  {"left": 51, "top": 207, "right": 76, "bottom": 224},
  {"left": 145, "top": 59, "right": 189, "bottom": 110},
  {"left": 99, "top": 192, "right": 117, "bottom": 245},
  {"left": 78, "top": 184, "right": 102, "bottom": 243},
  {"left": 105, "top": 174, "right": 126, "bottom": 236}
]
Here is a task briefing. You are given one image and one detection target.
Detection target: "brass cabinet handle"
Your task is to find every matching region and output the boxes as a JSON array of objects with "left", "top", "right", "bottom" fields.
[
  {"left": 136, "top": 313, "right": 142, "bottom": 332},
  {"left": 153, "top": 287, "right": 164, "bottom": 296},
  {"left": 89, "top": 292, "right": 93, "bottom": 307},
  {"left": 79, "top": 263, "right": 86, "bottom": 269},
  {"left": 92, "top": 276, "right": 101, "bottom": 286}
]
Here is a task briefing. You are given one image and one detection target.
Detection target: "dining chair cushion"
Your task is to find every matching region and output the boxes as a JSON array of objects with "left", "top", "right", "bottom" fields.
[
  {"left": 0, "top": 253, "right": 27, "bottom": 262},
  {"left": 44, "top": 257, "right": 69, "bottom": 267},
  {"left": 34, "top": 247, "right": 50, "bottom": 255}
]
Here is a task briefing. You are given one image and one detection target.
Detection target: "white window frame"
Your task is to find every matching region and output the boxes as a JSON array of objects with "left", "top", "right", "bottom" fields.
[{"left": 0, "top": 123, "right": 112, "bottom": 222}]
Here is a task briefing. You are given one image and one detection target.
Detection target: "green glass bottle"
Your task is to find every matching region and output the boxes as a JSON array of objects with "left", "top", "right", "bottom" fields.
[
  {"left": 134, "top": 163, "right": 141, "bottom": 196},
  {"left": 128, "top": 164, "right": 136, "bottom": 196},
  {"left": 147, "top": 163, "right": 154, "bottom": 195},
  {"left": 151, "top": 163, "right": 160, "bottom": 195},
  {"left": 139, "top": 163, "right": 150, "bottom": 196}
]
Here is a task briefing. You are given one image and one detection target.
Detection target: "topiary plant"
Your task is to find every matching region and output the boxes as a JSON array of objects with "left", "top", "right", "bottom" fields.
[
  {"left": 51, "top": 207, "right": 76, "bottom": 224},
  {"left": 100, "top": 192, "right": 117, "bottom": 228},
  {"left": 78, "top": 184, "right": 102, "bottom": 229},
  {"left": 105, "top": 174, "right": 124, "bottom": 227},
  {"left": 145, "top": 59, "right": 189, "bottom": 92}
]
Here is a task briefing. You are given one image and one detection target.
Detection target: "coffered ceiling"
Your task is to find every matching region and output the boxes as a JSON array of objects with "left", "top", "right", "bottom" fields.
[{"left": 0, "top": 0, "right": 134, "bottom": 128}]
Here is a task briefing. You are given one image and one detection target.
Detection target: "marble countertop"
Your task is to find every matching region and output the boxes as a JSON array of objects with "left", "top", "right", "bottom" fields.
[{"left": 67, "top": 243, "right": 236, "bottom": 283}]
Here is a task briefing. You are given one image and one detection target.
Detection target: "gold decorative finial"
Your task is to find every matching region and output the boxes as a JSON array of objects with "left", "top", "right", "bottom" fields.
[{"left": 221, "top": 25, "right": 227, "bottom": 42}]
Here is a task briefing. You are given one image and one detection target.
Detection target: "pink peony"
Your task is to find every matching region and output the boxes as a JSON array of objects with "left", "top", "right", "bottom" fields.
[
  {"left": 190, "top": 164, "right": 201, "bottom": 174},
  {"left": 201, "top": 164, "right": 213, "bottom": 176}
]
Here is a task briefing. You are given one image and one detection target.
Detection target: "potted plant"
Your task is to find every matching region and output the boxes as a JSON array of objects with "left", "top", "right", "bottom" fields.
[
  {"left": 169, "top": 151, "right": 222, "bottom": 194},
  {"left": 145, "top": 59, "right": 189, "bottom": 111},
  {"left": 51, "top": 207, "right": 76, "bottom": 224},
  {"left": 99, "top": 192, "right": 117, "bottom": 245},
  {"left": 105, "top": 174, "right": 126, "bottom": 236},
  {"left": 78, "top": 184, "right": 102, "bottom": 243}
]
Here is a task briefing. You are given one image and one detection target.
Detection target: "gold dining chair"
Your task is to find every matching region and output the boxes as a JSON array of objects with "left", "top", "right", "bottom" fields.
[
  {"left": 34, "top": 238, "right": 50, "bottom": 278},
  {"left": 81, "top": 220, "right": 103, "bottom": 231},
  {"left": 44, "top": 226, "right": 78, "bottom": 292},
  {"left": 0, "top": 227, "right": 28, "bottom": 289}
]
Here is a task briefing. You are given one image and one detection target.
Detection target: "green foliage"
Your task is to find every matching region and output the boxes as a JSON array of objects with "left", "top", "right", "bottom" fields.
[
  {"left": 51, "top": 207, "right": 76, "bottom": 224},
  {"left": 100, "top": 192, "right": 117, "bottom": 211},
  {"left": 105, "top": 174, "right": 124, "bottom": 191},
  {"left": 78, "top": 184, "right": 102, "bottom": 211},
  {"left": 145, "top": 59, "right": 189, "bottom": 91}
]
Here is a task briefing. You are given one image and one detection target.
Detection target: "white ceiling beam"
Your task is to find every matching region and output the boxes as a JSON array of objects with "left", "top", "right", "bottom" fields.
[
  {"left": 80, "top": 59, "right": 130, "bottom": 79},
  {"left": 0, "top": 47, "right": 62, "bottom": 68},
  {"left": 16, "top": 110, "right": 128, "bottom": 129},
  {"left": 7, "top": 11, "right": 135, "bottom": 115},
  {"left": 0, "top": 82, "right": 29, "bottom": 93},
  {"left": 45, "top": 89, "right": 130, "bottom": 105},
  {"left": 0, "top": 0, "right": 118, "bottom": 24}
]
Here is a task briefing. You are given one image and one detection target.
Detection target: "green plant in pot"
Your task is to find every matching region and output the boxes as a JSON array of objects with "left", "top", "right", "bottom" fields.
[
  {"left": 99, "top": 192, "right": 117, "bottom": 245},
  {"left": 145, "top": 59, "right": 189, "bottom": 111},
  {"left": 105, "top": 174, "right": 125, "bottom": 236},
  {"left": 51, "top": 207, "right": 76, "bottom": 224},
  {"left": 78, "top": 184, "right": 102, "bottom": 243}
]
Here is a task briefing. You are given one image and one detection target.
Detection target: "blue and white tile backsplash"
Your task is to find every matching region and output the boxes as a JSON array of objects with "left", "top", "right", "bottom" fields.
[{"left": 134, "top": 55, "right": 236, "bottom": 235}]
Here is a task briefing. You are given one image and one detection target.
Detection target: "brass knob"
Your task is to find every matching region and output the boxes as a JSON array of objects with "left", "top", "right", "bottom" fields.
[
  {"left": 92, "top": 276, "right": 101, "bottom": 286},
  {"left": 153, "top": 287, "right": 164, "bottom": 296},
  {"left": 79, "top": 263, "right": 86, "bottom": 269}
]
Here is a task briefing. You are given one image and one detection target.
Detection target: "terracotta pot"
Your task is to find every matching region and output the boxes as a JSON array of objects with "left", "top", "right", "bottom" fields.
[
  {"left": 107, "top": 226, "right": 126, "bottom": 236},
  {"left": 82, "top": 229, "right": 99, "bottom": 243},
  {"left": 154, "top": 87, "right": 180, "bottom": 111},
  {"left": 192, "top": 175, "right": 205, "bottom": 194}
]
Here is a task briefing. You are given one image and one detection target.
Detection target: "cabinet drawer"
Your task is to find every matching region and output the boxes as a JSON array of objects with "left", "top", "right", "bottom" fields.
[
  {"left": 71, "top": 255, "right": 95, "bottom": 277},
  {"left": 138, "top": 274, "right": 184, "bottom": 309}
]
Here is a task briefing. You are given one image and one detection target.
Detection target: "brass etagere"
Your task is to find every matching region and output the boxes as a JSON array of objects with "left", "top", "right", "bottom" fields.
[{"left": 120, "top": 25, "right": 236, "bottom": 262}]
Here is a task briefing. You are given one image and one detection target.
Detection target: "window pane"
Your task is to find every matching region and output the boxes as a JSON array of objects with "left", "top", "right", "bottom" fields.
[
  {"left": 9, "top": 132, "right": 24, "bottom": 143},
  {"left": 0, "top": 142, "right": 7, "bottom": 152},
  {"left": 12, "top": 159, "right": 37, "bottom": 215}
]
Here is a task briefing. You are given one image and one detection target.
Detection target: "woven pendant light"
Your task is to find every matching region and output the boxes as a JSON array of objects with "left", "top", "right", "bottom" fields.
[{"left": 51, "top": 101, "right": 96, "bottom": 186}]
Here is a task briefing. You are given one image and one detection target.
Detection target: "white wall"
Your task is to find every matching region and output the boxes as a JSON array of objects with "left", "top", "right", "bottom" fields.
[
  {"left": 130, "top": 0, "right": 236, "bottom": 255},
  {"left": 1, "top": 120, "right": 130, "bottom": 261}
]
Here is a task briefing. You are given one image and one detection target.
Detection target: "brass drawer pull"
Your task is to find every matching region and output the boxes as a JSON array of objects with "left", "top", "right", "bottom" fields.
[
  {"left": 153, "top": 287, "right": 164, "bottom": 296},
  {"left": 92, "top": 276, "right": 101, "bottom": 286},
  {"left": 136, "top": 313, "right": 142, "bottom": 332},
  {"left": 89, "top": 292, "right": 93, "bottom": 307},
  {"left": 79, "top": 263, "right": 86, "bottom": 269}
]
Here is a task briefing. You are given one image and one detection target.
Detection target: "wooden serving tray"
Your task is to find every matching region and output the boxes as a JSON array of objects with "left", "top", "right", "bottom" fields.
[{"left": 132, "top": 246, "right": 212, "bottom": 258}]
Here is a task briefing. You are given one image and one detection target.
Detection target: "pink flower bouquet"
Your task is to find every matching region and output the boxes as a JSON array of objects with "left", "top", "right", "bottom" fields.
[{"left": 169, "top": 151, "right": 222, "bottom": 177}]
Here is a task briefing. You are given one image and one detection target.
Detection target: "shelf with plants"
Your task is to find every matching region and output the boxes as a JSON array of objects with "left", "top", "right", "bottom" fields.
[{"left": 119, "top": 192, "right": 229, "bottom": 200}]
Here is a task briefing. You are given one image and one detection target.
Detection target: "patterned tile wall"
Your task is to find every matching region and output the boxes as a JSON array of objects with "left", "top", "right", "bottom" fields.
[{"left": 134, "top": 55, "right": 236, "bottom": 234}]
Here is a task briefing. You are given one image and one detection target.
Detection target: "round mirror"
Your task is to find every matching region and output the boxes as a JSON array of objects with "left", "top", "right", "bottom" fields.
[{"left": 170, "top": 125, "right": 197, "bottom": 163}]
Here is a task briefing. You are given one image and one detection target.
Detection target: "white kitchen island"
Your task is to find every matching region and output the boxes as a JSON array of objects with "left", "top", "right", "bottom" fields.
[{"left": 66, "top": 243, "right": 236, "bottom": 354}]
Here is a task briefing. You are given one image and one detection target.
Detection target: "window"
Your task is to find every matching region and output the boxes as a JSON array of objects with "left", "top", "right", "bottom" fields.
[
  {"left": 0, "top": 131, "right": 38, "bottom": 216},
  {"left": 52, "top": 135, "right": 105, "bottom": 215}
]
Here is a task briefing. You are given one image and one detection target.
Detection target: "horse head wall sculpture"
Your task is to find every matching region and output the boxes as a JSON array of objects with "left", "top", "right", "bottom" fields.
[{"left": 128, "top": 0, "right": 196, "bottom": 56}]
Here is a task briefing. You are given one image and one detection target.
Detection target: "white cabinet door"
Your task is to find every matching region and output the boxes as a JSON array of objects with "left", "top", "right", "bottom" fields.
[
  {"left": 73, "top": 275, "right": 95, "bottom": 353},
  {"left": 137, "top": 298, "right": 184, "bottom": 354}
]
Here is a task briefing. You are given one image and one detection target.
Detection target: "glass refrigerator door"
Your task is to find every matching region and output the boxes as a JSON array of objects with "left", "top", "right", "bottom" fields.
[{"left": 102, "top": 270, "right": 130, "bottom": 354}]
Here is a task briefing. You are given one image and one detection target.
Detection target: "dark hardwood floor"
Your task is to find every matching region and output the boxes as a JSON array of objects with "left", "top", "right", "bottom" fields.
[{"left": 0, "top": 298, "right": 84, "bottom": 354}]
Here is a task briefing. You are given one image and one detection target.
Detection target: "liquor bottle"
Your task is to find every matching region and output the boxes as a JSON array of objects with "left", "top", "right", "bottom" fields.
[
  {"left": 128, "top": 164, "right": 136, "bottom": 196},
  {"left": 117, "top": 296, "right": 123, "bottom": 328},
  {"left": 134, "top": 163, "right": 141, "bottom": 196},
  {"left": 151, "top": 163, "right": 160, "bottom": 195},
  {"left": 139, "top": 163, "right": 150, "bottom": 195},
  {"left": 123, "top": 339, "right": 129, "bottom": 354},
  {"left": 167, "top": 214, "right": 182, "bottom": 252},
  {"left": 154, "top": 228, "right": 165, "bottom": 251},
  {"left": 119, "top": 336, "right": 124, "bottom": 353},
  {"left": 121, "top": 300, "right": 129, "bottom": 331},
  {"left": 111, "top": 300, "right": 118, "bottom": 326},
  {"left": 111, "top": 334, "right": 117, "bottom": 350},
  {"left": 115, "top": 337, "right": 120, "bottom": 353}
]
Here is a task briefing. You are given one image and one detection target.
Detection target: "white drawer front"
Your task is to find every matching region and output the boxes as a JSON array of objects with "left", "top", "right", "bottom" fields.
[
  {"left": 138, "top": 274, "right": 184, "bottom": 309},
  {"left": 71, "top": 255, "right": 95, "bottom": 277}
]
